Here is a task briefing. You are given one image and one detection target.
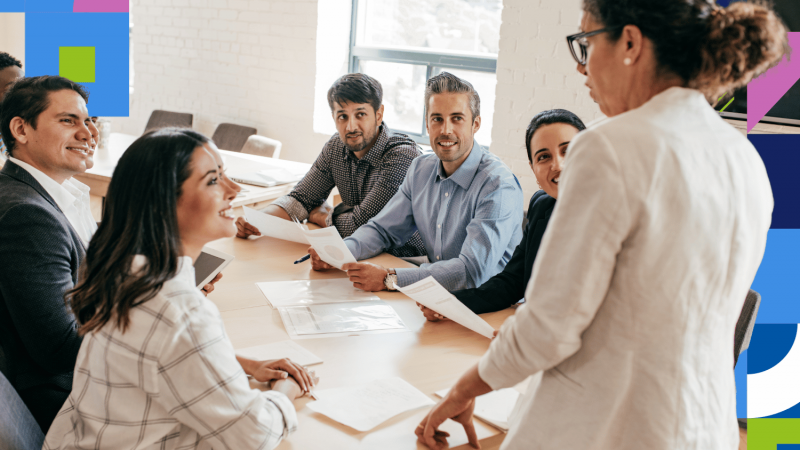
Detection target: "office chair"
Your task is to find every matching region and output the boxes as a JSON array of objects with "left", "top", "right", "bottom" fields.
[
  {"left": 211, "top": 123, "right": 257, "bottom": 152},
  {"left": 241, "top": 134, "right": 283, "bottom": 159},
  {"left": 143, "top": 110, "right": 193, "bottom": 133}
]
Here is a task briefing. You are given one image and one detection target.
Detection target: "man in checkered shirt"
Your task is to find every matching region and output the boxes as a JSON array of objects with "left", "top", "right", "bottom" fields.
[{"left": 236, "top": 73, "right": 426, "bottom": 258}]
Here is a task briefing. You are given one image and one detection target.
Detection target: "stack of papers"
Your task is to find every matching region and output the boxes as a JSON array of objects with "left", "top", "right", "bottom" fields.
[
  {"left": 242, "top": 207, "right": 357, "bottom": 270},
  {"left": 236, "top": 340, "right": 323, "bottom": 366},
  {"left": 257, "top": 279, "right": 379, "bottom": 309},
  {"left": 308, "top": 377, "right": 435, "bottom": 431},
  {"left": 278, "top": 300, "right": 407, "bottom": 339},
  {"left": 396, "top": 277, "right": 496, "bottom": 339},
  {"left": 434, "top": 388, "right": 521, "bottom": 432}
]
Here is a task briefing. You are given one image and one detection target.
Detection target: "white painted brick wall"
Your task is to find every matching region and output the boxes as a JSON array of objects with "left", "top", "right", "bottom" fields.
[
  {"left": 490, "top": 0, "right": 604, "bottom": 201},
  {"left": 113, "top": 0, "right": 331, "bottom": 164},
  {"left": 115, "top": 0, "right": 602, "bottom": 190}
]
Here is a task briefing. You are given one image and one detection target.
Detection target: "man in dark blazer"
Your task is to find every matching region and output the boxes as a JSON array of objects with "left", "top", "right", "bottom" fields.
[{"left": 0, "top": 76, "right": 98, "bottom": 432}]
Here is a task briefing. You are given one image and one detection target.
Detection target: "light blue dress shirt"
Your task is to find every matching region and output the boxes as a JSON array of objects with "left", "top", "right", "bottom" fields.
[{"left": 344, "top": 141, "right": 523, "bottom": 291}]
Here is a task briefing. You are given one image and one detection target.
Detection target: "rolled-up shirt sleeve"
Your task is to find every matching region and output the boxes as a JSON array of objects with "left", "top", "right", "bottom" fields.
[
  {"left": 478, "top": 130, "right": 632, "bottom": 389},
  {"left": 271, "top": 143, "right": 336, "bottom": 222},
  {"left": 394, "top": 176, "right": 522, "bottom": 291}
]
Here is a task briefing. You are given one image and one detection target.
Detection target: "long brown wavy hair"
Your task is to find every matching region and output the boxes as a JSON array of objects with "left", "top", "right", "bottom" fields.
[{"left": 68, "top": 128, "right": 208, "bottom": 335}]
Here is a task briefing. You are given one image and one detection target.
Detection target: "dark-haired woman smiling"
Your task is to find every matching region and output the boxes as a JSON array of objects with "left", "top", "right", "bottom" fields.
[{"left": 44, "top": 129, "right": 311, "bottom": 449}]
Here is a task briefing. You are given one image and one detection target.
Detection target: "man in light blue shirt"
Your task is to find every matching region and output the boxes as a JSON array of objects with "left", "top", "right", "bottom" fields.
[{"left": 309, "top": 72, "right": 522, "bottom": 292}]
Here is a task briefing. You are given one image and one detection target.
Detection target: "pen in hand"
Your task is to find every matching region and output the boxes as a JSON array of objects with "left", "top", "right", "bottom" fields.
[{"left": 294, "top": 254, "right": 311, "bottom": 264}]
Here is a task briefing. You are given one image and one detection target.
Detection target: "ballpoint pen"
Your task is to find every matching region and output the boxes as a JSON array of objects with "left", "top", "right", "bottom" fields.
[{"left": 294, "top": 254, "right": 311, "bottom": 264}]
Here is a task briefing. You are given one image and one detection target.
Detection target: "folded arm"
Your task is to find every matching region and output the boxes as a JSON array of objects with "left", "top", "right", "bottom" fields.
[{"left": 271, "top": 147, "right": 336, "bottom": 222}]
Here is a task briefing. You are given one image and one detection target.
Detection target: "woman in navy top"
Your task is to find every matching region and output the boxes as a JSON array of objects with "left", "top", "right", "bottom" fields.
[{"left": 419, "top": 109, "right": 587, "bottom": 319}]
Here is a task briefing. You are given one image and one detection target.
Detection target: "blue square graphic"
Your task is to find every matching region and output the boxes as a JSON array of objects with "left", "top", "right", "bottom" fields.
[
  {"left": 751, "top": 135, "right": 800, "bottom": 229},
  {"left": 0, "top": 0, "right": 25, "bottom": 12},
  {"left": 752, "top": 230, "right": 800, "bottom": 323},
  {"left": 23, "top": 0, "right": 73, "bottom": 12},
  {"left": 778, "top": 445, "right": 800, "bottom": 449},
  {"left": 25, "top": 12, "right": 129, "bottom": 116},
  {"left": 736, "top": 348, "right": 747, "bottom": 418}
]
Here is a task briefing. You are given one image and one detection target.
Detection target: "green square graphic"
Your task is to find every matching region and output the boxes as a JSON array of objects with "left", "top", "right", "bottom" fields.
[{"left": 59, "top": 47, "right": 95, "bottom": 83}]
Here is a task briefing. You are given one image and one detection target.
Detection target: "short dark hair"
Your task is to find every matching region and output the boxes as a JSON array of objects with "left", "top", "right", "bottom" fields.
[
  {"left": 327, "top": 73, "right": 382, "bottom": 113},
  {"left": 69, "top": 128, "right": 207, "bottom": 335},
  {"left": 525, "top": 109, "right": 586, "bottom": 163},
  {"left": 424, "top": 72, "right": 480, "bottom": 121},
  {"left": 582, "top": 0, "right": 787, "bottom": 100},
  {"left": 0, "top": 75, "right": 89, "bottom": 156},
  {"left": 0, "top": 52, "right": 22, "bottom": 71}
]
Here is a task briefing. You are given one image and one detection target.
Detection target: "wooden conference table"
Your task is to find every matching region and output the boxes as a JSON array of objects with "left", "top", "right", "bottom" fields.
[
  {"left": 204, "top": 231, "right": 517, "bottom": 450},
  {"left": 76, "top": 133, "right": 312, "bottom": 209}
]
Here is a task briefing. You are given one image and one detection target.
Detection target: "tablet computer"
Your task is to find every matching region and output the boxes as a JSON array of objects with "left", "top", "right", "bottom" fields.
[{"left": 194, "top": 247, "right": 235, "bottom": 287}]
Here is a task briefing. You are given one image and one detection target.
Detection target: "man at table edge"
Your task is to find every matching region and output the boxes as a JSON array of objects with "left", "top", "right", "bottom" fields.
[
  {"left": 235, "top": 73, "right": 427, "bottom": 258},
  {"left": 310, "top": 72, "right": 523, "bottom": 293}
]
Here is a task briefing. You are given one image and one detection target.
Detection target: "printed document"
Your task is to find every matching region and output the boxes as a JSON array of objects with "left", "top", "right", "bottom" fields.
[
  {"left": 308, "top": 377, "right": 435, "bottom": 431},
  {"left": 256, "top": 279, "right": 379, "bottom": 309},
  {"left": 396, "top": 277, "right": 496, "bottom": 339},
  {"left": 278, "top": 301, "right": 406, "bottom": 336},
  {"left": 303, "top": 226, "right": 357, "bottom": 269},
  {"left": 243, "top": 206, "right": 309, "bottom": 244}
]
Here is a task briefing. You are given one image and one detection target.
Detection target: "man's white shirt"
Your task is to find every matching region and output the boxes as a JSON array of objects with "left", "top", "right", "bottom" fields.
[{"left": 9, "top": 157, "right": 97, "bottom": 246}]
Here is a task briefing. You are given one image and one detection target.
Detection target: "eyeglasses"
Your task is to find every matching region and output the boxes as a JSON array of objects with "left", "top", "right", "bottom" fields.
[{"left": 566, "top": 27, "right": 620, "bottom": 66}]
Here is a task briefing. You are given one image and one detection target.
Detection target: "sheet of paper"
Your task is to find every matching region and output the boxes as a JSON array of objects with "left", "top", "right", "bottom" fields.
[
  {"left": 236, "top": 340, "right": 323, "bottom": 366},
  {"left": 303, "top": 226, "right": 357, "bottom": 269},
  {"left": 435, "top": 388, "right": 521, "bottom": 432},
  {"left": 278, "top": 301, "right": 406, "bottom": 336},
  {"left": 243, "top": 206, "right": 309, "bottom": 245},
  {"left": 308, "top": 377, "right": 435, "bottom": 431},
  {"left": 396, "top": 277, "right": 495, "bottom": 339},
  {"left": 256, "top": 279, "right": 379, "bottom": 309}
]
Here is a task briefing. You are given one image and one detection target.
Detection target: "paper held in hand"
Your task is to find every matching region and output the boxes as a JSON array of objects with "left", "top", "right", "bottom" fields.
[
  {"left": 243, "top": 206, "right": 308, "bottom": 244},
  {"left": 307, "top": 377, "right": 435, "bottom": 432},
  {"left": 395, "top": 276, "right": 496, "bottom": 339},
  {"left": 303, "top": 226, "right": 357, "bottom": 270}
]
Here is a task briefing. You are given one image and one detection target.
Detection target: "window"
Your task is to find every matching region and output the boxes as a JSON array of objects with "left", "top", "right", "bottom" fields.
[{"left": 349, "top": 0, "right": 502, "bottom": 146}]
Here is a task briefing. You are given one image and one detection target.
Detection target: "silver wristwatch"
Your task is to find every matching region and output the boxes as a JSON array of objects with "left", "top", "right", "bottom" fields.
[{"left": 384, "top": 268, "right": 398, "bottom": 291}]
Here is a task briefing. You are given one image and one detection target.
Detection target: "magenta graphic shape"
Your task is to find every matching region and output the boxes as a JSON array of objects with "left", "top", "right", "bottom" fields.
[
  {"left": 73, "top": 0, "right": 129, "bottom": 12},
  {"left": 748, "top": 32, "right": 800, "bottom": 132}
]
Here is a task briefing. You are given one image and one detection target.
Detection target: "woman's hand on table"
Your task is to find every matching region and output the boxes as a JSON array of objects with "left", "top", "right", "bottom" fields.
[
  {"left": 251, "top": 358, "right": 316, "bottom": 391},
  {"left": 309, "top": 247, "right": 334, "bottom": 271},
  {"left": 272, "top": 377, "right": 303, "bottom": 401},
  {"left": 417, "top": 303, "right": 449, "bottom": 322}
]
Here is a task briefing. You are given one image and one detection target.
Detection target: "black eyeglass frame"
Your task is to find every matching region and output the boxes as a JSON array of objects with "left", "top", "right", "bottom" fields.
[{"left": 566, "top": 27, "right": 622, "bottom": 66}]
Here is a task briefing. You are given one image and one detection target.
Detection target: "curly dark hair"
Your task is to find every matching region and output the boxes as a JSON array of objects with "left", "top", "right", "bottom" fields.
[
  {"left": 0, "top": 52, "right": 22, "bottom": 71},
  {"left": 582, "top": 0, "right": 788, "bottom": 100}
]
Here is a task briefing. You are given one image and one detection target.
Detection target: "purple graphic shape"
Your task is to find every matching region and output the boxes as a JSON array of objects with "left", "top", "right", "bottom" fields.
[
  {"left": 748, "top": 32, "right": 800, "bottom": 132},
  {"left": 73, "top": 0, "right": 129, "bottom": 12}
]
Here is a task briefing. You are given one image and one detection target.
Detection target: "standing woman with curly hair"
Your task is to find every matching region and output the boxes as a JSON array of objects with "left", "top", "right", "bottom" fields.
[{"left": 417, "top": 2, "right": 786, "bottom": 449}]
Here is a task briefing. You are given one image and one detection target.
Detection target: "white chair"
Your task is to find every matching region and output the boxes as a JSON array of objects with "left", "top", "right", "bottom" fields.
[{"left": 241, "top": 135, "right": 282, "bottom": 159}]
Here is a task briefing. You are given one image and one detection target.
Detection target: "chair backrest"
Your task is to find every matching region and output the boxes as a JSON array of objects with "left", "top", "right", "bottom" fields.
[
  {"left": 0, "top": 371, "right": 44, "bottom": 450},
  {"left": 211, "top": 123, "right": 258, "bottom": 152},
  {"left": 144, "top": 110, "right": 193, "bottom": 134},
  {"left": 241, "top": 134, "right": 283, "bottom": 159},
  {"left": 734, "top": 289, "right": 761, "bottom": 367}
]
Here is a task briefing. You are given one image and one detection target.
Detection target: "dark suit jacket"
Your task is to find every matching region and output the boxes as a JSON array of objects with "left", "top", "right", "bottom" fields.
[
  {"left": 0, "top": 161, "right": 84, "bottom": 400},
  {"left": 453, "top": 190, "right": 555, "bottom": 314}
]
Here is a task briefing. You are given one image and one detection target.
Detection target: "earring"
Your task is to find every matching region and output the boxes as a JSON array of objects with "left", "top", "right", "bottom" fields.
[{"left": 623, "top": 57, "right": 632, "bottom": 66}]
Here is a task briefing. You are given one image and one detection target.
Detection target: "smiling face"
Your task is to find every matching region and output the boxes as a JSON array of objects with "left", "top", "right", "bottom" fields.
[
  {"left": 426, "top": 92, "right": 481, "bottom": 175},
  {"left": 0, "top": 65, "right": 23, "bottom": 103},
  {"left": 576, "top": 13, "right": 627, "bottom": 117},
  {"left": 529, "top": 122, "right": 580, "bottom": 199},
  {"left": 332, "top": 101, "right": 384, "bottom": 156},
  {"left": 176, "top": 143, "right": 241, "bottom": 258},
  {"left": 10, "top": 89, "right": 98, "bottom": 183}
]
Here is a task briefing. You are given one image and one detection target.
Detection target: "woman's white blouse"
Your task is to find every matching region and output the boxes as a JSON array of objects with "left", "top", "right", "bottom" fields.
[
  {"left": 44, "top": 256, "right": 297, "bottom": 450},
  {"left": 479, "top": 87, "right": 772, "bottom": 450}
]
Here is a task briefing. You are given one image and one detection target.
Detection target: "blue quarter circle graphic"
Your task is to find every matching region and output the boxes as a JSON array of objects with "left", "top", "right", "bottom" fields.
[{"left": 748, "top": 324, "right": 798, "bottom": 375}]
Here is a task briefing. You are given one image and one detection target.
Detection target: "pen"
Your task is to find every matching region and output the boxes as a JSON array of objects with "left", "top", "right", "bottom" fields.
[{"left": 294, "top": 254, "right": 311, "bottom": 264}]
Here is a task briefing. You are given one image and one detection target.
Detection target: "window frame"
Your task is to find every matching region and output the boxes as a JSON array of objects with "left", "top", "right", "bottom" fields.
[{"left": 348, "top": 0, "right": 498, "bottom": 145}]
